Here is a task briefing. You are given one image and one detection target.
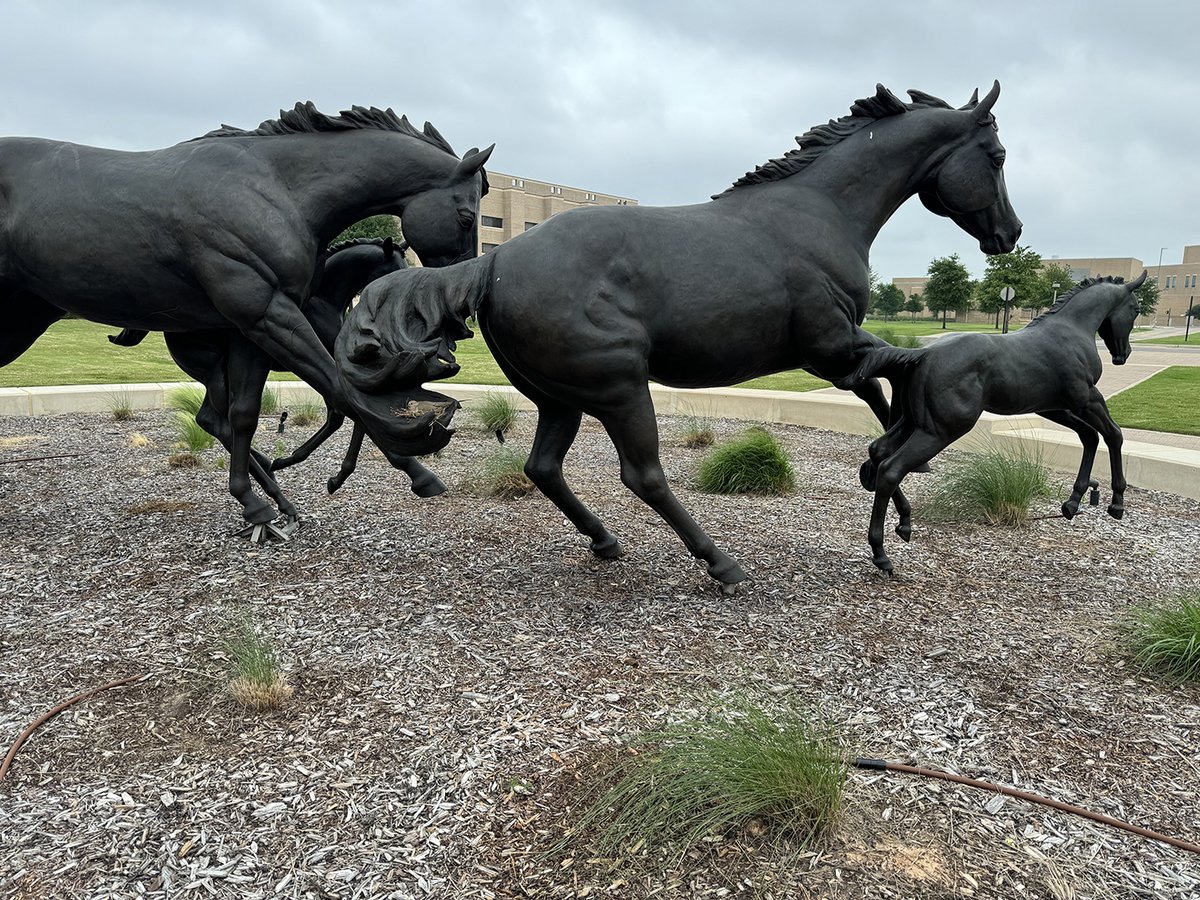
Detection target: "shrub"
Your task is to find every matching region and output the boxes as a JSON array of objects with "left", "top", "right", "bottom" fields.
[
  {"left": 469, "top": 447, "right": 535, "bottom": 498},
  {"left": 919, "top": 444, "right": 1054, "bottom": 526},
  {"left": 475, "top": 392, "right": 518, "bottom": 438},
  {"left": 696, "top": 427, "right": 796, "bottom": 495},
  {"left": 289, "top": 401, "right": 324, "bottom": 427},
  {"left": 223, "top": 619, "right": 293, "bottom": 711},
  {"left": 873, "top": 327, "right": 921, "bottom": 349},
  {"left": 1125, "top": 592, "right": 1200, "bottom": 680},
  {"left": 166, "top": 387, "right": 215, "bottom": 452},
  {"left": 568, "top": 697, "right": 845, "bottom": 863},
  {"left": 260, "top": 386, "right": 282, "bottom": 417},
  {"left": 165, "top": 386, "right": 205, "bottom": 418}
]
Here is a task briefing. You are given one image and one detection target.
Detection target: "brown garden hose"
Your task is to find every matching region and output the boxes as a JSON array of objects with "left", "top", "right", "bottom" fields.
[
  {"left": 854, "top": 758, "right": 1200, "bottom": 855},
  {"left": 0, "top": 673, "right": 146, "bottom": 783}
]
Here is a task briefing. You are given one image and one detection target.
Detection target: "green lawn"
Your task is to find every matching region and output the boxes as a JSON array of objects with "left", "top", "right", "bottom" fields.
[
  {"left": 862, "top": 318, "right": 1017, "bottom": 336},
  {"left": 1108, "top": 367, "right": 1200, "bottom": 436},
  {"left": 1138, "top": 334, "right": 1200, "bottom": 346}
]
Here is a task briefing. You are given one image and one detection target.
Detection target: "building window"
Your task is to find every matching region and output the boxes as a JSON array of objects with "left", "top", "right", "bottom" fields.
[
  {"left": 481, "top": 242, "right": 500, "bottom": 253},
  {"left": 481, "top": 215, "right": 503, "bottom": 229},
  {"left": 525, "top": 221, "right": 538, "bottom": 231}
]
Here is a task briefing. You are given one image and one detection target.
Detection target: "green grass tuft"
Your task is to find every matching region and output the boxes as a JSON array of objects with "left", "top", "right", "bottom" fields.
[
  {"left": 107, "top": 390, "right": 135, "bottom": 421},
  {"left": 474, "top": 392, "right": 519, "bottom": 437},
  {"left": 567, "top": 697, "right": 846, "bottom": 864},
  {"left": 469, "top": 447, "right": 536, "bottom": 498},
  {"left": 288, "top": 400, "right": 324, "bottom": 427},
  {"left": 1124, "top": 592, "right": 1200, "bottom": 681},
  {"left": 678, "top": 414, "right": 716, "bottom": 448},
  {"left": 696, "top": 427, "right": 796, "bottom": 495},
  {"left": 165, "top": 386, "right": 206, "bottom": 418},
  {"left": 223, "top": 619, "right": 293, "bottom": 710},
  {"left": 260, "top": 386, "right": 282, "bottom": 417},
  {"left": 919, "top": 444, "right": 1055, "bottom": 526}
]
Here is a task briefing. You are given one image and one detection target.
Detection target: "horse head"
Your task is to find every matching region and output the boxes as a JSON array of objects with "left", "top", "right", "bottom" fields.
[
  {"left": 918, "top": 81, "right": 1022, "bottom": 255},
  {"left": 1098, "top": 271, "right": 1147, "bottom": 366},
  {"left": 401, "top": 143, "right": 494, "bottom": 268}
]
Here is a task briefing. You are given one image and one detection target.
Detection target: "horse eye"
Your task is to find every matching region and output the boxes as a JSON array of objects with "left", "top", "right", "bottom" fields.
[
  {"left": 990, "top": 153, "right": 1006, "bottom": 169},
  {"left": 458, "top": 210, "right": 475, "bottom": 228}
]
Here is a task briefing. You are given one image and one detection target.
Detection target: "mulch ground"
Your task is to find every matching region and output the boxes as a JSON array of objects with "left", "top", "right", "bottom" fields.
[{"left": 1, "top": 408, "right": 1197, "bottom": 900}]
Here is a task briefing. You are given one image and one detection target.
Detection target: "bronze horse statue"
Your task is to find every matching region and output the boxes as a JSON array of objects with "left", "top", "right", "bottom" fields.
[
  {"left": 0, "top": 102, "right": 491, "bottom": 531},
  {"left": 109, "top": 238, "right": 445, "bottom": 539},
  {"left": 334, "top": 82, "right": 1022, "bottom": 589},
  {"left": 846, "top": 273, "right": 1146, "bottom": 574}
]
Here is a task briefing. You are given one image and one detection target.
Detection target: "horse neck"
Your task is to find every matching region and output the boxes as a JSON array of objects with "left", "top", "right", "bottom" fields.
[
  {"left": 251, "top": 132, "right": 455, "bottom": 244},
  {"left": 1050, "top": 290, "right": 1122, "bottom": 336},
  {"left": 758, "top": 110, "right": 969, "bottom": 249},
  {"left": 317, "top": 254, "right": 381, "bottom": 314}
]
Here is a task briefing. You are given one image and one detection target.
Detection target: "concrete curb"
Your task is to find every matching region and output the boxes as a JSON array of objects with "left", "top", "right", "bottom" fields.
[{"left": 3, "top": 381, "right": 1198, "bottom": 501}]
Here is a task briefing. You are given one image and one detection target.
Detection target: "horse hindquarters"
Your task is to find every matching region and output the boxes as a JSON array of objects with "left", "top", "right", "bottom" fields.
[{"left": 0, "top": 294, "right": 63, "bottom": 367}]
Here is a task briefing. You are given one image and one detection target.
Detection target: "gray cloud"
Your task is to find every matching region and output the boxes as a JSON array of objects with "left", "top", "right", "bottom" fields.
[{"left": 2, "top": 0, "right": 1195, "bottom": 279}]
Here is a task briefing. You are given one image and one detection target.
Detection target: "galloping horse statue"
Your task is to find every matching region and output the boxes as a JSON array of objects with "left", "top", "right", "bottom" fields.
[
  {"left": 0, "top": 102, "right": 492, "bottom": 531},
  {"left": 334, "top": 82, "right": 1022, "bottom": 590},
  {"left": 108, "top": 238, "right": 445, "bottom": 539},
  {"left": 845, "top": 273, "right": 1146, "bottom": 574}
]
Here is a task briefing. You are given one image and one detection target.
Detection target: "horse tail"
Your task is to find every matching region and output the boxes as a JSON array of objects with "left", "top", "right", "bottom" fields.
[
  {"left": 836, "top": 345, "right": 926, "bottom": 390},
  {"left": 338, "top": 253, "right": 494, "bottom": 394}
]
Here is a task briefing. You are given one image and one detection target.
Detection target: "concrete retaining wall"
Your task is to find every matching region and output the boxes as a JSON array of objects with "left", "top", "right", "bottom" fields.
[{"left": 3, "top": 381, "right": 1197, "bottom": 501}]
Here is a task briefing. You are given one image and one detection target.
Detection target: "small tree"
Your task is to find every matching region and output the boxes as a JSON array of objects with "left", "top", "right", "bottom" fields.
[
  {"left": 976, "top": 245, "right": 1043, "bottom": 327},
  {"left": 904, "top": 293, "right": 924, "bottom": 320},
  {"left": 1036, "top": 262, "right": 1075, "bottom": 316},
  {"left": 874, "top": 283, "right": 904, "bottom": 320},
  {"left": 924, "top": 254, "right": 973, "bottom": 329},
  {"left": 1135, "top": 277, "right": 1161, "bottom": 319}
]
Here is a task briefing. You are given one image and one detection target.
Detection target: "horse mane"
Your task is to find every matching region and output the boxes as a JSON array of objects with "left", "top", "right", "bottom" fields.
[
  {"left": 714, "top": 85, "right": 955, "bottom": 199},
  {"left": 191, "top": 102, "right": 458, "bottom": 156},
  {"left": 1025, "top": 276, "right": 1126, "bottom": 329}
]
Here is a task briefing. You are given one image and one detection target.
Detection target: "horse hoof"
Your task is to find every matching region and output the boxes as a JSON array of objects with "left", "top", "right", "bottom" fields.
[
  {"left": 872, "top": 553, "right": 893, "bottom": 576},
  {"left": 1108, "top": 504, "right": 1124, "bottom": 520},
  {"left": 410, "top": 474, "right": 448, "bottom": 498},
  {"left": 859, "top": 459, "right": 877, "bottom": 492},
  {"left": 590, "top": 535, "right": 622, "bottom": 559},
  {"left": 1061, "top": 501, "right": 1078, "bottom": 520},
  {"left": 327, "top": 476, "right": 345, "bottom": 495},
  {"left": 912, "top": 461, "right": 932, "bottom": 474},
  {"left": 270, "top": 456, "right": 289, "bottom": 472},
  {"left": 708, "top": 556, "right": 748, "bottom": 585},
  {"left": 242, "top": 499, "right": 276, "bottom": 525},
  {"left": 895, "top": 523, "right": 912, "bottom": 543}
]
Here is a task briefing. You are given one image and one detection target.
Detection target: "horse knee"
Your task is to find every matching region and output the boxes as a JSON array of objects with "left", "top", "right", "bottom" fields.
[
  {"left": 524, "top": 456, "right": 561, "bottom": 487},
  {"left": 621, "top": 465, "right": 669, "bottom": 503}
]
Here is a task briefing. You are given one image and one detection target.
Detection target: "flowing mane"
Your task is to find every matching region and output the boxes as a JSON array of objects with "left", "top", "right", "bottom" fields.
[
  {"left": 715, "top": 85, "right": 957, "bottom": 198},
  {"left": 191, "top": 102, "right": 459, "bottom": 156},
  {"left": 327, "top": 236, "right": 396, "bottom": 256},
  {"left": 1025, "top": 276, "right": 1125, "bottom": 329}
]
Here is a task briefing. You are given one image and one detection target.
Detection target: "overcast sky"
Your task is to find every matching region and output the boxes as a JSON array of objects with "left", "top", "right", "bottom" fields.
[{"left": 2, "top": 1, "right": 1196, "bottom": 280}]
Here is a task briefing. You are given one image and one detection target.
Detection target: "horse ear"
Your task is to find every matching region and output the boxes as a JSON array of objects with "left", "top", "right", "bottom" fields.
[
  {"left": 975, "top": 80, "right": 1000, "bottom": 123},
  {"left": 1128, "top": 270, "right": 1148, "bottom": 291},
  {"left": 454, "top": 144, "right": 495, "bottom": 182},
  {"left": 960, "top": 88, "right": 980, "bottom": 110}
]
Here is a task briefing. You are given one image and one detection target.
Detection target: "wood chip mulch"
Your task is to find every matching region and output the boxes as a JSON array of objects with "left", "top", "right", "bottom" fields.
[{"left": 1, "top": 409, "right": 1197, "bottom": 899}]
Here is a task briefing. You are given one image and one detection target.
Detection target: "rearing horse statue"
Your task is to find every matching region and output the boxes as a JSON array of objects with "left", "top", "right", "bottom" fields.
[
  {"left": 0, "top": 102, "right": 492, "bottom": 531},
  {"left": 335, "top": 83, "right": 1022, "bottom": 589}
]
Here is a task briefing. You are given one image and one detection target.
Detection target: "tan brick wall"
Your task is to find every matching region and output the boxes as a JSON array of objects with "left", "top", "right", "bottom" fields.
[{"left": 478, "top": 171, "right": 635, "bottom": 254}]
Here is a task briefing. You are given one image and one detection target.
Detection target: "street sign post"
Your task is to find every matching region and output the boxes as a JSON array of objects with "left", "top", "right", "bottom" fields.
[{"left": 1000, "top": 286, "right": 1016, "bottom": 334}]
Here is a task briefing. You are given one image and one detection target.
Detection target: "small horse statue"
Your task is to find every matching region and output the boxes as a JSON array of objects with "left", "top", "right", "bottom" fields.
[
  {"left": 845, "top": 272, "right": 1147, "bottom": 574},
  {"left": 334, "top": 82, "right": 1022, "bottom": 590},
  {"left": 108, "top": 238, "right": 444, "bottom": 539},
  {"left": 0, "top": 102, "right": 491, "bottom": 532}
]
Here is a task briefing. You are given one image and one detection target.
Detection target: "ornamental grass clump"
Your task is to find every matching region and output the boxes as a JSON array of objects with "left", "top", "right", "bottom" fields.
[
  {"left": 678, "top": 414, "right": 715, "bottom": 449},
  {"left": 919, "top": 444, "right": 1054, "bottom": 526},
  {"left": 569, "top": 698, "right": 846, "bottom": 864},
  {"left": 475, "top": 391, "right": 519, "bottom": 439},
  {"left": 696, "top": 427, "right": 795, "bottom": 495},
  {"left": 260, "top": 385, "right": 282, "bottom": 416},
  {"left": 470, "top": 446, "right": 535, "bottom": 498},
  {"left": 288, "top": 400, "right": 324, "bottom": 427},
  {"left": 223, "top": 620, "right": 293, "bottom": 711},
  {"left": 1124, "top": 592, "right": 1200, "bottom": 681},
  {"left": 107, "top": 390, "right": 135, "bottom": 421},
  {"left": 166, "top": 387, "right": 215, "bottom": 452}
]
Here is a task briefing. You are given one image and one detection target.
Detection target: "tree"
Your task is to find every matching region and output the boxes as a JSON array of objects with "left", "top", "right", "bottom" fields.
[
  {"left": 874, "top": 283, "right": 904, "bottom": 320},
  {"left": 1133, "top": 276, "right": 1160, "bottom": 318},
  {"left": 923, "top": 254, "right": 973, "bottom": 329},
  {"left": 904, "top": 293, "right": 924, "bottom": 320},
  {"left": 1036, "top": 262, "right": 1075, "bottom": 315},
  {"left": 333, "top": 214, "right": 403, "bottom": 245},
  {"left": 976, "top": 245, "right": 1043, "bottom": 327}
]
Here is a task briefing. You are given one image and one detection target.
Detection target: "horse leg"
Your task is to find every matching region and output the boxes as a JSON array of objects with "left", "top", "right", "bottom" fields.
[
  {"left": 1038, "top": 410, "right": 1100, "bottom": 519},
  {"left": 272, "top": 409, "right": 345, "bottom": 471},
  {"left": 1076, "top": 391, "right": 1126, "bottom": 520},
  {"left": 0, "top": 294, "right": 63, "bottom": 367},
  {"left": 598, "top": 390, "right": 746, "bottom": 588},
  {"left": 851, "top": 376, "right": 931, "bottom": 475},
  {"left": 327, "top": 421, "right": 366, "bottom": 494},
  {"left": 868, "top": 431, "right": 948, "bottom": 574},
  {"left": 524, "top": 403, "right": 622, "bottom": 560}
]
